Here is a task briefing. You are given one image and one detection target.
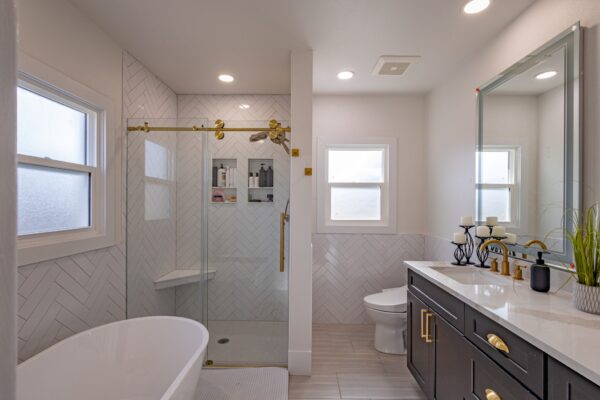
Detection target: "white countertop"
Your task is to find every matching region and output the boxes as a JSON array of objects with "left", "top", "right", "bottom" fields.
[{"left": 405, "top": 261, "right": 600, "bottom": 385}]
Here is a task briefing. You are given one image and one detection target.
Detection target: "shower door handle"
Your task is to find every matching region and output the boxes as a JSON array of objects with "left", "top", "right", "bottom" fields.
[{"left": 280, "top": 212, "right": 286, "bottom": 272}]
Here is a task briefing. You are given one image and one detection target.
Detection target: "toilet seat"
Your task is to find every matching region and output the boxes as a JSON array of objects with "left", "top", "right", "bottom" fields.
[{"left": 363, "top": 286, "right": 407, "bottom": 313}]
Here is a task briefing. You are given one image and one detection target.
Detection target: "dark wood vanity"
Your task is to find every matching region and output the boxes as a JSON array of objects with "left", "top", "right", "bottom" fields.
[{"left": 407, "top": 270, "right": 600, "bottom": 400}]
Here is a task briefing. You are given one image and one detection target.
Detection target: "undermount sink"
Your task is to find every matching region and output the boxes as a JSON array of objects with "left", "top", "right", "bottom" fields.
[{"left": 430, "top": 266, "right": 512, "bottom": 286}]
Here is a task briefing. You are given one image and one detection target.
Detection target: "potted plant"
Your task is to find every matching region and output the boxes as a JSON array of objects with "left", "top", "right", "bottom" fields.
[{"left": 568, "top": 204, "right": 600, "bottom": 314}]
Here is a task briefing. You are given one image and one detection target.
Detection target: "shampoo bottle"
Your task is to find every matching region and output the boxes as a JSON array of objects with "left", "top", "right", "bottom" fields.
[
  {"left": 267, "top": 166, "right": 273, "bottom": 187},
  {"left": 217, "top": 164, "right": 226, "bottom": 187},
  {"left": 530, "top": 251, "right": 550, "bottom": 292},
  {"left": 259, "top": 164, "right": 267, "bottom": 187}
]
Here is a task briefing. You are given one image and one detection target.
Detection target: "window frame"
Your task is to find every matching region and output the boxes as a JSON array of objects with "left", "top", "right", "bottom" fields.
[
  {"left": 17, "top": 55, "right": 118, "bottom": 266},
  {"left": 317, "top": 137, "right": 397, "bottom": 234},
  {"left": 476, "top": 145, "right": 521, "bottom": 227}
]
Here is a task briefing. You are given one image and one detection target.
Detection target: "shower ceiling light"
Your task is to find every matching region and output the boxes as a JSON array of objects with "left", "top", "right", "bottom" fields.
[
  {"left": 337, "top": 71, "right": 354, "bottom": 80},
  {"left": 218, "top": 74, "right": 234, "bottom": 83},
  {"left": 463, "top": 0, "right": 491, "bottom": 14},
  {"left": 535, "top": 70, "right": 558, "bottom": 80}
]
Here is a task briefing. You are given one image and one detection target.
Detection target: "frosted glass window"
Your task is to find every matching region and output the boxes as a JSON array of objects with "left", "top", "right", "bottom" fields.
[
  {"left": 17, "top": 164, "right": 90, "bottom": 235},
  {"left": 145, "top": 183, "right": 171, "bottom": 221},
  {"left": 480, "top": 188, "right": 511, "bottom": 222},
  {"left": 476, "top": 151, "right": 510, "bottom": 184},
  {"left": 145, "top": 140, "right": 169, "bottom": 180},
  {"left": 17, "top": 87, "right": 87, "bottom": 165},
  {"left": 328, "top": 149, "right": 384, "bottom": 183},
  {"left": 331, "top": 187, "right": 381, "bottom": 221}
]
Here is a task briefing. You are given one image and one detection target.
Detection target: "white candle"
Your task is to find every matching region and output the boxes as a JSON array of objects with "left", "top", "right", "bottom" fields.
[
  {"left": 460, "top": 216, "right": 473, "bottom": 226},
  {"left": 453, "top": 232, "right": 467, "bottom": 244},
  {"left": 504, "top": 233, "right": 517, "bottom": 244},
  {"left": 486, "top": 216, "right": 498, "bottom": 226},
  {"left": 476, "top": 226, "right": 490, "bottom": 238},
  {"left": 492, "top": 226, "right": 506, "bottom": 237}
]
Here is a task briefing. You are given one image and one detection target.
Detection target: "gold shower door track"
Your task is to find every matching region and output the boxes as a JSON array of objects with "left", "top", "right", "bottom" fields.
[{"left": 127, "top": 121, "right": 292, "bottom": 133}]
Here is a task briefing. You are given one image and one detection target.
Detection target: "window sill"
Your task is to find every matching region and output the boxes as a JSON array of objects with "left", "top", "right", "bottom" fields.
[
  {"left": 17, "top": 228, "right": 117, "bottom": 266},
  {"left": 317, "top": 223, "right": 397, "bottom": 235}
]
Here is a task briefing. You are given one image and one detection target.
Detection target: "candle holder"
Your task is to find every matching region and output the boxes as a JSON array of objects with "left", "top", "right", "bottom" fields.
[
  {"left": 451, "top": 242, "right": 466, "bottom": 265},
  {"left": 475, "top": 236, "right": 491, "bottom": 268},
  {"left": 459, "top": 225, "right": 475, "bottom": 265}
]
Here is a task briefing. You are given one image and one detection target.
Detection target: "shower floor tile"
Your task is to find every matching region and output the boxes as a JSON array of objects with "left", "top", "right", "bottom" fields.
[{"left": 206, "top": 320, "right": 288, "bottom": 365}]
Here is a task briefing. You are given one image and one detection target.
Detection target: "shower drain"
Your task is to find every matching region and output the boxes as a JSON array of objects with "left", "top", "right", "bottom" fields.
[{"left": 217, "top": 338, "right": 230, "bottom": 344}]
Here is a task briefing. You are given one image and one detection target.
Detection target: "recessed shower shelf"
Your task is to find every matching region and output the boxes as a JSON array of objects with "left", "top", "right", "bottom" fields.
[{"left": 154, "top": 268, "right": 216, "bottom": 290}]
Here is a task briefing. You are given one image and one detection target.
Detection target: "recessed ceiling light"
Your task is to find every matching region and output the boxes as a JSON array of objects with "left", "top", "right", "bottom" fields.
[
  {"left": 463, "top": 0, "right": 491, "bottom": 14},
  {"left": 337, "top": 71, "right": 354, "bottom": 80},
  {"left": 239, "top": 104, "right": 250, "bottom": 109},
  {"left": 218, "top": 74, "right": 234, "bottom": 83},
  {"left": 535, "top": 71, "right": 558, "bottom": 80}
]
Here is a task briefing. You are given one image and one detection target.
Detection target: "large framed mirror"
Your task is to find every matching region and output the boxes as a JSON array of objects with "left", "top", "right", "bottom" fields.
[{"left": 476, "top": 23, "right": 582, "bottom": 268}]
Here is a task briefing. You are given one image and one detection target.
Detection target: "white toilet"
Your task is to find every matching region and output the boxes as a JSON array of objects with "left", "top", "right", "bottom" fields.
[{"left": 363, "top": 286, "right": 408, "bottom": 354}]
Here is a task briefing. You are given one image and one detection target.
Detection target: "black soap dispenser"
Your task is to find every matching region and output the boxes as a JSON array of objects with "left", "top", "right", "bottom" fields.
[{"left": 530, "top": 251, "right": 550, "bottom": 292}]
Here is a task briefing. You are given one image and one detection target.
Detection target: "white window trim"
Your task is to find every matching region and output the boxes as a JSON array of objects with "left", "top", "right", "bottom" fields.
[
  {"left": 17, "top": 54, "right": 119, "bottom": 266},
  {"left": 476, "top": 145, "right": 521, "bottom": 228},
  {"left": 317, "top": 136, "right": 397, "bottom": 234}
]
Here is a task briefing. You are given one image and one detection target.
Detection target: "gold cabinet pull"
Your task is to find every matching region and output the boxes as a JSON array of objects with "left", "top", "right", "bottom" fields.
[
  {"left": 487, "top": 333, "right": 509, "bottom": 354},
  {"left": 425, "top": 312, "right": 433, "bottom": 343},
  {"left": 420, "top": 309, "right": 428, "bottom": 339},
  {"left": 485, "top": 388, "right": 501, "bottom": 400}
]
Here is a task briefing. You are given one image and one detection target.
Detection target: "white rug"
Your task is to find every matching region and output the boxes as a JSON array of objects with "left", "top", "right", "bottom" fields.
[{"left": 195, "top": 367, "right": 288, "bottom": 400}]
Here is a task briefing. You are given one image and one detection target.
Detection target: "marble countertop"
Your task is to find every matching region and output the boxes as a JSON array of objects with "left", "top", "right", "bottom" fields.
[{"left": 405, "top": 261, "right": 600, "bottom": 385}]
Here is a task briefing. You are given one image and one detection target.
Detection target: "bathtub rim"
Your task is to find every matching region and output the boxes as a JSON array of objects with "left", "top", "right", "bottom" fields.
[{"left": 17, "top": 316, "right": 209, "bottom": 400}]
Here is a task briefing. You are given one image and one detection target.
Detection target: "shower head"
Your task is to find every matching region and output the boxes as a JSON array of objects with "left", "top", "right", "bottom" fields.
[
  {"left": 249, "top": 123, "right": 290, "bottom": 154},
  {"left": 250, "top": 131, "right": 269, "bottom": 142}
]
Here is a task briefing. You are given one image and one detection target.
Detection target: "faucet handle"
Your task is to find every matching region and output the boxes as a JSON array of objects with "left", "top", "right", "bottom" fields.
[
  {"left": 490, "top": 257, "right": 498, "bottom": 273},
  {"left": 513, "top": 264, "right": 525, "bottom": 281}
]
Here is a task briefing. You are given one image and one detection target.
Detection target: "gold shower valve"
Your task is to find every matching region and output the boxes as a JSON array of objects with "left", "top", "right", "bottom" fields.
[
  {"left": 291, "top": 148, "right": 300, "bottom": 157},
  {"left": 304, "top": 168, "right": 312, "bottom": 176}
]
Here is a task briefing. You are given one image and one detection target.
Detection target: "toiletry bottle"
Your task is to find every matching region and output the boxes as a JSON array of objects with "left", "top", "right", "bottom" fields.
[
  {"left": 267, "top": 166, "right": 273, "bottom": 187},
  {"left": 259, "top": 163, "right": 267, "bottom": 187},
  {"left": 248, "top": 172, "right": 253, "bottom": 188},
  {"left": 217, "top": 164, "right": 226, "bottom": 187},
  {"left": 212, "top": 165, "right": 218, "bottom": 187},
  {"left": 530, "top": 251, "right": 550, "bottom": 292},
  {"left": 254, "top": 173, "right": 260, "bottom": 188},
  {"left": 225, "top": 166, "right": 230, "bottom": 187}
]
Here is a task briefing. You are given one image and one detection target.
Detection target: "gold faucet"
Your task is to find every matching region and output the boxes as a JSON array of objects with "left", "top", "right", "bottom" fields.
[
  {"left": 480, "top": 239, "right": 510, "bottom": 276},
  {"left": 522, "top": 239, "right": 547, "bottom": 259}
]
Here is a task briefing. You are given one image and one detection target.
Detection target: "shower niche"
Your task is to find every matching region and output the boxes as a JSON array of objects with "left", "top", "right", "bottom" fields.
[
  {"left": 211, "top": 158, "right": 237, "bottom": 204},
  {"left": 248, "top": 158, "right": 274, "bottom": 203}
]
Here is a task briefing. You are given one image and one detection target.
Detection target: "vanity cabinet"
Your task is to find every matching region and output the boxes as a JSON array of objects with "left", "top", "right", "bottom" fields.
[
  {"left": 547, "top": 357, "right": 600, "bottom": 399},
  {"left": 407, "top": 269, "right": 600, "bottom": 400}
]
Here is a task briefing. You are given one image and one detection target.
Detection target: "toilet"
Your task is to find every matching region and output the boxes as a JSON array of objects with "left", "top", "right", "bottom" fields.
[{"left": 363, "top": 286, "right": 408, "bottom": 354}]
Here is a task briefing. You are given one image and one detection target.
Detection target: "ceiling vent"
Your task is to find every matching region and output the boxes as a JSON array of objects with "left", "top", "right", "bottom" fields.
[{"left": 372, "top": 56, "right": 420, "bottom": 76}]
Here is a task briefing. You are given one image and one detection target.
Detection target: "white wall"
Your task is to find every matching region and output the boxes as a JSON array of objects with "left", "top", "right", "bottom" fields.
[
  {"left": 15, "top": 0, "right": 127, "bottom": 360},
  {"left": 426, "top": 0, "right": 600, "bottom": 241},
  {"left": 311, "top": 94, "right": 427, "bottom": 324},
  {"left": 313, "top": 94, "right": 427, "bottom": 234},
  {"left": 0, "top": 0, "right": 17, "bottom": 397}
]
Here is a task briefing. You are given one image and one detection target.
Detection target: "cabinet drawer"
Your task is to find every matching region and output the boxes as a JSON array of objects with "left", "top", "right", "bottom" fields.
[
  {"left": 465, "top": 306, "right": 544, "bottom": 398},
  {"left": 408, "top": 270, "right": 465, "bottom": 332},
  {"left": 548, "top": 357, "right": 600, "bottom": 399},
  {"left": 466, "top": 341, "right": 538, "bottom": 400}
]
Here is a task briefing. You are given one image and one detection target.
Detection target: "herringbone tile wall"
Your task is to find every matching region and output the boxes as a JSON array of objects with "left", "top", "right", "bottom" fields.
[
  {"left": 124, "top": 52, "right": 179, "bottom": 318},
  {"left": 312, "top": 233, "right": 426, "bottom": 324},
  {"left": 177, "top": 95, "right": 291, "bottom": 321}
]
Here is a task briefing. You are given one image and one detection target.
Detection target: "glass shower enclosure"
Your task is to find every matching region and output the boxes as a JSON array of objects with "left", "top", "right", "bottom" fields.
[{"left": 126, "top": 118, "right": 289, "bottom": 366}]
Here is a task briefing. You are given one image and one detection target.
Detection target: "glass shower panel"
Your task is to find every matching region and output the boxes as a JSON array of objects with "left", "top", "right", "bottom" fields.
[
  {"left": 205, "top": 120, "right": 290, "bottom": 366},
  {"left": 126, "top": 118, "right": 208, "bottom": 325}
]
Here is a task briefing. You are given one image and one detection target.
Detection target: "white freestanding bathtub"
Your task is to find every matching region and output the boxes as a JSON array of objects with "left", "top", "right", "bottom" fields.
[{"left": 17, "top": 316, "right": 209, "bottom": 400}]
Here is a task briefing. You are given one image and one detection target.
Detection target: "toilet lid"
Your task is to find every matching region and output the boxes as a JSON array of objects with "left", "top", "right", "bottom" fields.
[{"left": 364, "top": 286, "right": 407, "bottom": 313}]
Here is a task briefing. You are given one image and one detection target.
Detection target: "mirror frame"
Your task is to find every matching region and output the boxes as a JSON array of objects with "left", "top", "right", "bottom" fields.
[{"left": 476, "top": 22, "right": 583, "bottom": 270}]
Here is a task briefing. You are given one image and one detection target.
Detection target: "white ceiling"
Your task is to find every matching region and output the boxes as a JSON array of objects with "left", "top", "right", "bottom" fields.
[{"left": 68, "top": 0, "right": 536, "bottom": 94}]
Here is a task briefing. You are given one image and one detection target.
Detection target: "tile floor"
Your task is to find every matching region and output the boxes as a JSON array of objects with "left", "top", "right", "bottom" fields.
[{"left": 289, "top": 324, "right": 426, "bottom": 400}]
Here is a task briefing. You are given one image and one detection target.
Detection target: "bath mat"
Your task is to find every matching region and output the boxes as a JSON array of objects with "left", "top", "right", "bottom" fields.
[{"left": 196, "top": 367, "right": 288, "bottom": 400}]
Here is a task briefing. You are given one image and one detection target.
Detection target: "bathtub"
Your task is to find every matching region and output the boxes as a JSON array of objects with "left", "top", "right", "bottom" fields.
[{"left": 17, "top": 316, "right": 209, "bottom": 400}]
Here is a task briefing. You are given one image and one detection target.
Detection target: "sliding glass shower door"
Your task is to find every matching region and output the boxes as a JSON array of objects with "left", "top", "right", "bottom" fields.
[{"left": 204, "top": 120, "right": 290, "bottom": 366}]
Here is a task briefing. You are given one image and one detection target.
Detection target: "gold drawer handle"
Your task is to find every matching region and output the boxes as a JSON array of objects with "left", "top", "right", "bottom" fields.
[
  {"left": 487, "top": 333, "right": 509, "bottom": 354},
  {"left": 425, "top": 312, "right": 433, "bottom": 343},
  {"left": 420, "top": 309, "right": 428, "bottom": 339},
  {"left": 485, "top": 388, "right": 501, "bottom": 400}
]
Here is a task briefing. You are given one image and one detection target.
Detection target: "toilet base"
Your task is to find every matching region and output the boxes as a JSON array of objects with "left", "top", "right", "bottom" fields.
[{"left": 366, "top": 307, "right": 407, "bottom": 355}]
